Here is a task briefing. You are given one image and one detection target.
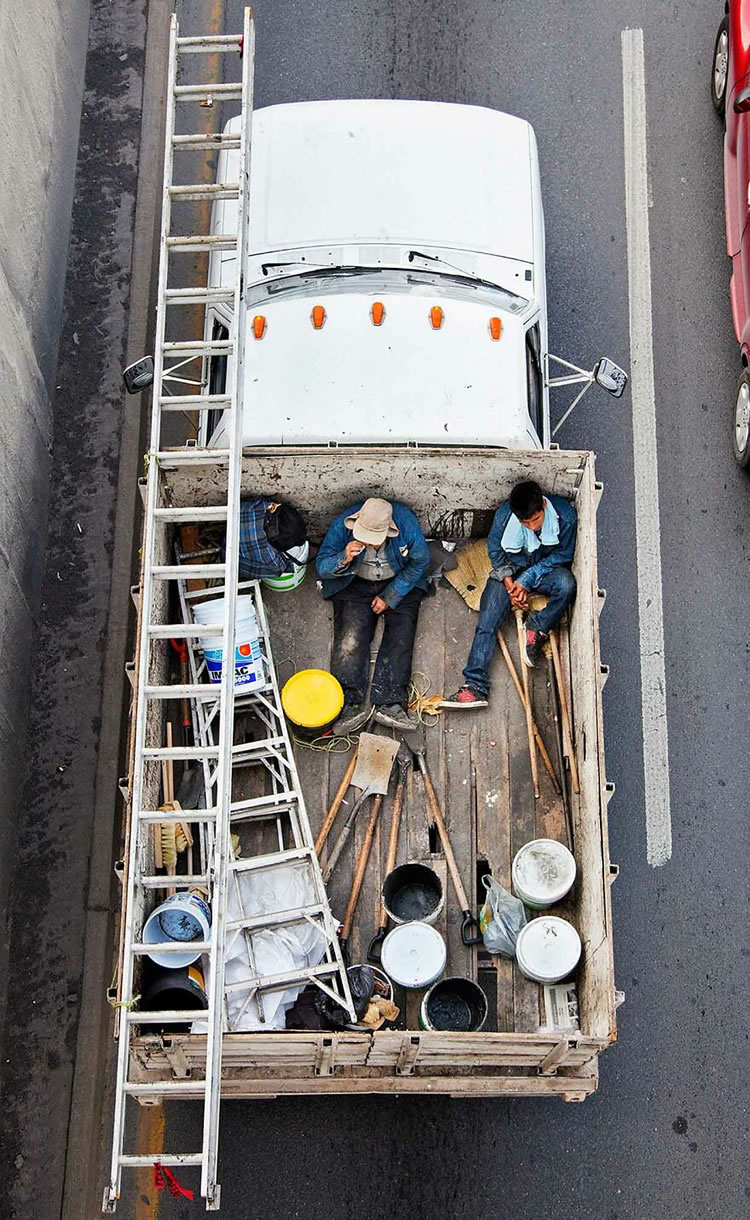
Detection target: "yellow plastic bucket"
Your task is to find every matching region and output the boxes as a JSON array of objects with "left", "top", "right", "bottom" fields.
[{"left": 281, "top": 669, "right": 344, "bottom": 737}]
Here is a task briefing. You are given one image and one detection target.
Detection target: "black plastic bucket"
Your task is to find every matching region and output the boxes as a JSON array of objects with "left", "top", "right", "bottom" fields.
[
  {"left": 382, "top": 863, "right": 444, "bottom": 925},
  {"left": 140, "top": 963, "right": 208, "bottom": 1033},
  {"left": 420, "top": 976, "right": 488, "bottom": 1031}
]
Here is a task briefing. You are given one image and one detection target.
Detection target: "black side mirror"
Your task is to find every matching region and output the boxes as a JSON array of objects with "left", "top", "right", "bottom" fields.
[
  {"left": 734, "top": 87, "right": 750, "bottom": 114},
  {"left": 594, "top": 358, "right": 628, "bottom": 398},
  {"left": 122, "top": 356, "right": 154, "bottom": 394}
]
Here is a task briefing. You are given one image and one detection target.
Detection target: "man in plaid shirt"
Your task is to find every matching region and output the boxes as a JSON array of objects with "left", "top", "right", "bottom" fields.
[{"left": 237, "top": 498, "right": 294, "bottom": 581}]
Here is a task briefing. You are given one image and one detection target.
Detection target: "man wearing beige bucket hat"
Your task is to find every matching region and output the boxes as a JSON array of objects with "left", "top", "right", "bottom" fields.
[{"left": 316, "top": 497, "right": 430, "bottom": 733}]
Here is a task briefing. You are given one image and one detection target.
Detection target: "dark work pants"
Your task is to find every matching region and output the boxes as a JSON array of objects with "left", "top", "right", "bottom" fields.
[{"left": 330, "top": 577, "right": 424, "bottom": 707}]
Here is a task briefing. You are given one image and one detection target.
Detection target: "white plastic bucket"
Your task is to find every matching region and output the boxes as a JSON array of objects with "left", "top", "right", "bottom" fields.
[
  {"left": 381, "top": 921, "right": 446, "bottom": 990},
  {"left": 515, "top": 916, "right": 581, "bottom": 984},
  {"left": 143, "top": 893, "right": 211, "bottom": 969},
  {"left": 192, "top": 595, "right": 265, "bottom": 689},
  {"left": 261, "top": 542, "right": 309, "bottom": 592},
  {"left": 512, "top": 839, "right": 576, "bottom": 909}
]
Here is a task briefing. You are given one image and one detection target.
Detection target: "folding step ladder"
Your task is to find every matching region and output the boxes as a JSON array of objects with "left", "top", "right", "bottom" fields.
[{"left": 104, "top": 11, "right": 353, "bottom": 1212}]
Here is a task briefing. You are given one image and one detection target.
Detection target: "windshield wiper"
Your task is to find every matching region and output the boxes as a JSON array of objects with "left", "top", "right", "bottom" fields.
[{"left": 407, "top": 248, "right": 527, "bottom": 301}]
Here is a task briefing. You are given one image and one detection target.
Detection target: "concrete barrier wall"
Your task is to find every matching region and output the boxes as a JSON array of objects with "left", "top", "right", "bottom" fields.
[{"left": 0, "top": 2, "right": 91, "bottom": 1030}]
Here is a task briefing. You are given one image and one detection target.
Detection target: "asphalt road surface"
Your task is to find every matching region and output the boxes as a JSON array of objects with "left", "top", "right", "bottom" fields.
[
  {"left": 113, "top": 1, "right": 746, "bottom": 1217},
  {"left": 4, "top": 1, "right": 747, "bottom": 1217}
]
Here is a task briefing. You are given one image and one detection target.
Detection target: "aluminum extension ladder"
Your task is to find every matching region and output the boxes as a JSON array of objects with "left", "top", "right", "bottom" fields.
[
  {"left": 104, "top": 10, "right": 353, "bottom": 1211},
  {"left": 104, "top": 11, "right": 251, "bottom": 1211}
]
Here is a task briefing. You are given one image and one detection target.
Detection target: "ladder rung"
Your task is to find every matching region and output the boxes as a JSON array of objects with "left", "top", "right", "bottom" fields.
[
  {"left": 144, "top": 683, "right": 219, "bottom": 698},
  {"left": 139, "top": 874, "right": 210, "bottom": 889},
  {"left": 173, "top": 82, "right": 243, "bottom": 100},
  {"left": 171, "top": 134, "right": 242, "bottom": 152},
  {"left": 175, "top": 33, "right": 242, "bottom": 50},
  {"left": 168, "top": 183, "right": 239, "bottom": 202},
  {"left": 151, "top": 564, "right": 225, "bottom": 580},
  {"left": 131, "top": 941, "right": 212, "bottom": 956},
  {"left": 164, "top": 287, "right": 235, "bottom": 306},
  {"left": 232, "top": 736, "right": 287, "bottom": 756},
  {"left": 148, "top": 624, "right": 223, "bottom": 638},
  {"left": 163, "top": 339, "right": 233, "bottom": 356},
  {"left": 125, "top": 1080, "right": 207, "bottom": 1096},
  {"left": 225, "top": 961, "right": 341, "bottom": 997},
  {"left": 230, "top": 792, "right": 299, "bottom": 815},
  {"left": 127, "top": 1009, "right": 206, "bottom": 1025},
  {"left": 167, "top": 232, "right": 238, "bottom": 250},
  {"left": 153, "top": 506, "right": 229, "bottom": 522},
  {"left": 138, "top": 809, "right": 217, "bottom": 824},
  {"left": 153, "top": 448, "right": 231, "bottom": 467},
  {"left": 119, "top": 1153, "right": 204, "bottom": 1167},
  {"left": 229, "top": 846, "right": 313, "bottom": 874},
  {"left": 226, "top": 903, "right": 326, "bottom": 934},
  {"left": 158, "top": 393, "right": 232, "bottom": 409},
  {"left": 143, "top": 746, "right": 220, "bottom": 760}
]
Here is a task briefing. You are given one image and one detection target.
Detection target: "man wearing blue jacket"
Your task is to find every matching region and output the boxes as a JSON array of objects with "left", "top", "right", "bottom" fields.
[
  {"left": 316, "top": 497, "right": 430, "bottom": 734},
  {"left": 446, "top": 481, "right": 577, "bottom": 708}
]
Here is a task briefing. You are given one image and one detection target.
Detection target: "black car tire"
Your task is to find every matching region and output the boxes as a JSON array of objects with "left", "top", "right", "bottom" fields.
[
  {"left": 712, "top": 15, "right": 730, "bottom": 117},
  {"left": 732, "top": 369, "right": 750, "bottom": 468}
]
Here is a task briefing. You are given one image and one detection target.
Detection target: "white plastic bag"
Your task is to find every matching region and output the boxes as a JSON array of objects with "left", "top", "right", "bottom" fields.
[{"left": 479, "top": 874, "right": 527, "bottom": 957}]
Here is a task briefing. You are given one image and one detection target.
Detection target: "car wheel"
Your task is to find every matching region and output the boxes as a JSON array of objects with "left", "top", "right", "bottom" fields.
[
  {"left": 712, "top": 16, "right": 729, "bottom": 116},
  {"left": 733, "top": 370, "right": 750, "bottom": 468}
]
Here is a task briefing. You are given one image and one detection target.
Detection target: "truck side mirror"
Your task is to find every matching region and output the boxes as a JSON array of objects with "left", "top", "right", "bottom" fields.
[
  {"left": 593, "top": 358, "right": 628, "bottom": 398},
  {"left": 122, "top": 356, "right": 154, "bottom": 393},
  {"left": 735, "top": 87, "right": 750, "bottom": 114}
]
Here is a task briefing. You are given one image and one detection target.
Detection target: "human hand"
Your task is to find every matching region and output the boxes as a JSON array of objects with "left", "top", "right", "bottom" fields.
[
  {"left": 504, "top": 578, "right": 528, "bottom": 609},
  {"left": 371, "top": 596, "right": 388, "bottom": 614},
  {"left": 345, "top": 541, "right": 365, "bottom": 563}
]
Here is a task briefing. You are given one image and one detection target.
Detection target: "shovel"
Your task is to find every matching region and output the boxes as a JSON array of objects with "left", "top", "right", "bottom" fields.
[
  {"left": 407, "top": 725, "right": 482, "bottom": 946},
  {"left": 367, "top": 740, "right": 412, "bottom": 963},
  {"left": 321, "top": 733, "right": 400, "bottom": 885}
]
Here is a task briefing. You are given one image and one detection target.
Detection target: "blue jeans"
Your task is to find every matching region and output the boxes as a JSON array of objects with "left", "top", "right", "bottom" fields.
[{"left": 462, "top": 567, "right": 577, "bottom": 695}]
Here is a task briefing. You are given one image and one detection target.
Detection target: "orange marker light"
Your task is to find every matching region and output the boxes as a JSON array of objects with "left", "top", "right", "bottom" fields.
[
  {"left": 311, "top": 304, "right": 326, "bottom": 329},
  {"left": 371, "top": 301, "right": 385, "bottom": 326},
  {"left": 253, "top": 314, "right": 266, "bottom": 339},
  {"left": 430, "top": 306, "right": 444, "bottom": 329},
  {"left": 489, "top": 316, "right": 502, "bottom": 340}
]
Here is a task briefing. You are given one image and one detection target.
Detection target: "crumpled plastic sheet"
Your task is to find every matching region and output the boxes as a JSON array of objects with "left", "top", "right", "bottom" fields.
[{"left": 192, "top": 863, "right": 327, "bottom": 1032}]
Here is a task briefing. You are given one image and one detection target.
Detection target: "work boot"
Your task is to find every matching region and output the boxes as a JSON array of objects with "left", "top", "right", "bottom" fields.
[
  {"left": 332, "top": 705, "right": 372, "bottom": 736},
  {"left": 373, "top": 704, "right": 417, "bottom": 731},
  {"left": 439, "top": 687, "right": 489, "bottom": 710},
  {"left": 524, "top": 628, "right": 548, "bottom": 669}
]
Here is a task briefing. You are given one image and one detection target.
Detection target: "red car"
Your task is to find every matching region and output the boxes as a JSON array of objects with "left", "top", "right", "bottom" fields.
[{"left": 712, "top": 1, "right": 750, "bottom": 465}]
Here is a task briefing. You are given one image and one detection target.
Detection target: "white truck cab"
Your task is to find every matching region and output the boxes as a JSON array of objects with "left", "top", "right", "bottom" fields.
[{"left": 204, "top": 100, "right": 552, "bottom": 450}]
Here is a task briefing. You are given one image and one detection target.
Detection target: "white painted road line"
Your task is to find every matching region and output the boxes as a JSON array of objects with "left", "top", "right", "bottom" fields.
[{"left": 621, "top": 27, "right": 672, "bottom": 867}]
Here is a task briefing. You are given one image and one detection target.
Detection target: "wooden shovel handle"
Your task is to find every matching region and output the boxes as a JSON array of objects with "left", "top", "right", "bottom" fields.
[
  {"left": 496, "top": 630, "right": 561, "bottom": 794},
  {"left": 550, "top": 630, "right": 580, "bottom": 794},
  {"left": 416, "top": 756, "right": 471, "bottom": 914},
  {"left": 341, "top": 795, "right": 384, "bottom": 941},
  {"left": 515, "top": 609, "right": 540, "bottom": 799},
  {"left": 376, "top": 770, "right": 408, "bottom": 927},
  {"left": 315, "top": 748, "right": 358, "bottom": 857}
]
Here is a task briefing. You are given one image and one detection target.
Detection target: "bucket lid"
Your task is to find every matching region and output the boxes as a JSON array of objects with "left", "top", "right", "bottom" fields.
[
  {"left": 381, "top": 922, "right": 446, "bottom": 988},
  {"left": 281, "top": 669, "right": 344, "bottom": 729},
  {"left": 512, "top": 839, "right": 576, "bottom": 903},
  {"left": 515, "top": 916, "right": 581, "bottom": 982}
]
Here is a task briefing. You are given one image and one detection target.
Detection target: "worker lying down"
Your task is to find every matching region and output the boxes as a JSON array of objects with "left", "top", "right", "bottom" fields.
[
  {"left": 446, "top": 480, "right": 577, "bottom": 708},
  {"left": 316, "top": 497, "right": 430, "bottom": 734}
]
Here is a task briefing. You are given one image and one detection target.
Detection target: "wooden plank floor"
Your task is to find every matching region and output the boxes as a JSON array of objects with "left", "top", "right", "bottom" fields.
[{"left": 258, "top": 571, "right": 572, "bottom": 1034}]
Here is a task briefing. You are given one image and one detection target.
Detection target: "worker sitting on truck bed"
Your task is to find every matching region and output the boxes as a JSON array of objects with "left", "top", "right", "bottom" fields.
[
  {"left": 316, "top": 497, "right": 430, "bottom": 734},
  {"left": 446, "top": 481, "right": 577, "bottom": 708}
]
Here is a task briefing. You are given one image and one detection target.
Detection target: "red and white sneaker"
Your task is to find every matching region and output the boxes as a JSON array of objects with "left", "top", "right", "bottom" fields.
[
  {"left": 439, "top": 686, "right": 489, "bottom": 710},
  {"left": 523, "top": 628, "right": 548, "bottom": 669}
]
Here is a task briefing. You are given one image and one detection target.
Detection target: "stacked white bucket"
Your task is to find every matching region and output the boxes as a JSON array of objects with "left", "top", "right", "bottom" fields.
[{"left": 192, "top": 594, "right": 266, "bottom": 689}]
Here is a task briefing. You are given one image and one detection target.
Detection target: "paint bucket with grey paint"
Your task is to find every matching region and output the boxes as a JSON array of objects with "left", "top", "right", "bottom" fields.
[{"left": 382, "top": 863, "right": 444, "bottom": 926}]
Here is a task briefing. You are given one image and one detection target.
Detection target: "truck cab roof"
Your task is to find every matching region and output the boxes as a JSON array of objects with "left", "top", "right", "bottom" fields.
[{"left": 208, "top": 100, "right": 547, "bottom": 449}]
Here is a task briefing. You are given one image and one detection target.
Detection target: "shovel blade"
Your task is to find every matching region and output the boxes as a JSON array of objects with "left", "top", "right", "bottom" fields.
[{"left": 350, "top": 732, "right": 400, "bottom": 796}]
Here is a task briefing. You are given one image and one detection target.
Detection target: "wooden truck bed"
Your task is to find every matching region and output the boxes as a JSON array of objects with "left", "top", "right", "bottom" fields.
[{"left": 125, "top": 446, "right": 617, "bottom": 1099}]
